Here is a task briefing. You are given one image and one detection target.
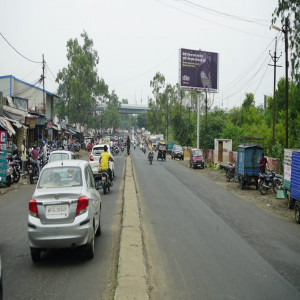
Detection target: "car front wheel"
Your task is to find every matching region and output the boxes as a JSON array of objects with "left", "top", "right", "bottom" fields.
[{"left": 30, "top": 248, "right": 41, "bottom": 263}]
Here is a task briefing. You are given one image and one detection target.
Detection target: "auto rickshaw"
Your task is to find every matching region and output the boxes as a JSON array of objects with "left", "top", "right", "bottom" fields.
[{"left": 157, "top": 140, "right": 167, "bottom": 161}]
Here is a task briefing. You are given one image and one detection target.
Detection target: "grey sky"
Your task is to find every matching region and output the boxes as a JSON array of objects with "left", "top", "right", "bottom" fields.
[{"left": 1, "top": 0, "right": 285, "bottom": 109}]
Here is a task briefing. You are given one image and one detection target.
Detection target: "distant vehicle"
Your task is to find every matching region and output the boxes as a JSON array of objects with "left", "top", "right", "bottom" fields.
[
  {"left": 86, "top": 142, "right": 93, "bottom": 152},
  {"left": 189, "top": 149, "right": 204, "bottom": 169},
  {"left": 89, "top": 144, "right": 115, "bottom": 177},
  {"left": 28, "top": 160, "right": 101, "bottom": 262},
  {"left": 171, "top": 145, "right": 184, "bottom": 160},
  {"left": 167, "top": 141, "right": 175, "bottom": 155},
  {"left": 48, "top": 150, "right": 76, "bottom": 163}
]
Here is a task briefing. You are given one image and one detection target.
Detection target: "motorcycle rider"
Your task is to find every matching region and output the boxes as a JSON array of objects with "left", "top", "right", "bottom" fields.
[
  {"left": 31, "top": 146, "right": 40, "bottom": 174},
  {"left": 99, "top": 145, "right": 114, "bottom": 183}
]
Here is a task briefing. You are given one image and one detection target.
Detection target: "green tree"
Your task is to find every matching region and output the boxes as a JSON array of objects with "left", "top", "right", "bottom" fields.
[
  {"left": 272, "top": 0, "right": 300, "bottom": 83},
  {"left": 102, "top": 103, "right": 120, "bottom": 131},
  {"left": 56, "top": 31, "right": 108, "bottom": 127},
  {"left": 137, "top": 113, "right": 147, "bottom": 129}
]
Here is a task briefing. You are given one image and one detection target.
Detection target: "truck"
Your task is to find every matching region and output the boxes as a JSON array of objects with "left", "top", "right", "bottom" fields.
[{"left": 284, "top": 149, "right": 300, "bottom": 224}]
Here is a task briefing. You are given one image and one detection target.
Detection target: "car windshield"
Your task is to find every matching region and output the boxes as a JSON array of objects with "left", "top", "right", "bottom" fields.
[
  {"left": 175, "top": 146, "right": 182, "bottom": 151},
  {"left": 49, "top": 153, "right": 70, "bottom": 162},
  {"left": 93, "top": 147, "right": 104, "bottom": 155},
  {"left": 38, "top": 167, "right": 82, "bottom": 188},
  {"left": 192, "top": 150, "right": 202, "bottom": 156}
]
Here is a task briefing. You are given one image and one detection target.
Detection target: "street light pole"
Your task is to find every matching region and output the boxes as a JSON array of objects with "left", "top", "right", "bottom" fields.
[
  {"left": 272, "top": 17, "right": 290, "bottom": 148},
  {"left": 283, "top": 17, "right": 289, "bottom": 148}
]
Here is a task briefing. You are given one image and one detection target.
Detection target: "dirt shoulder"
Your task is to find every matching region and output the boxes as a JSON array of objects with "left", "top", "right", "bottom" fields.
[{"left": 173, "top": 156, "right": 294, "bottom": 223}]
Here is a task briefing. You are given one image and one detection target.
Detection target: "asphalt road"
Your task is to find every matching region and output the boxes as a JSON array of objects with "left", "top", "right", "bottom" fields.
[
  {"left": 0, "top": 151, "right": 125, "bottom": 300},
  {"left": 132, "top": 148, "right": 300, "bottom": 300}
]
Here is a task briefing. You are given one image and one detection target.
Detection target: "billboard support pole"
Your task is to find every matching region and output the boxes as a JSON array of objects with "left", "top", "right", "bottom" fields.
[{"left": 197, "top": 91, "right": 200, "bottom": 149}]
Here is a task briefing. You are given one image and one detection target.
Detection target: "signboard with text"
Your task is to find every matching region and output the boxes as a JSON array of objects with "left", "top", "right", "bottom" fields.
[
  {"left": 0, "top": 131, "right": 8, "bottom": 183},
  {"left": 179, "top": 48, "right": 219, "bottom": 92}
]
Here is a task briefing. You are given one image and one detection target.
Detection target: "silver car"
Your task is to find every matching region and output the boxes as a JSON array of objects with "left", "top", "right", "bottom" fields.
[
  {"left": 48, "top": 150, "right": 76, "bottom": 163},
  {"left": 28, "top": 160, "right": 101, "bottom": 262}
]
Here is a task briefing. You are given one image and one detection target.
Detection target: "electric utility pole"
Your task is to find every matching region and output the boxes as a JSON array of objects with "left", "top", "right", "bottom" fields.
[
  {"left": 42, "top": 54, "right": 45, "bottom": 114},
  {"left": 268, "top": 37, "right": 282, "bottom": 146}
]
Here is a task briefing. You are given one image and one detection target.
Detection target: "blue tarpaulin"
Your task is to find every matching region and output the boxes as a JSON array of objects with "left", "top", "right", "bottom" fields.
[{"left": 68, "top": 129, "right": 77, "bottom": 135}]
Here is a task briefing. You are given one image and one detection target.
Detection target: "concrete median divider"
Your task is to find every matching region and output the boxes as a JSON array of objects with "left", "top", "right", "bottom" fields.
[{"left": 114, "top": 155, "right": 149, "bottom": 300}]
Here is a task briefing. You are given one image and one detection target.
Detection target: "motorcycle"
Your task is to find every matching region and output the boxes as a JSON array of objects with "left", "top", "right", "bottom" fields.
[
  {"left": 258, "top": 170, "right": 279, "bottom": 195},
  {"left": 3, "top": 162, "right": 13, "bottom": 187},
  {"left": 115, "top": 146, "right": 119, "bottom": 155},
  {"left": 121, "top": 145, "right": 124, "bottom": 153},
  {"left": 143, "top": 147, "right": 146, "bottom": 154},
  {"left": 225, "top": 163, "right": 235, "bottom": 182},
  {"left": 134, "top": 144, "right": 136, "bottom": 150},
  {"left": 27, "top": 155, "right": 41, "bottom": 184},
  {"left": 127, "top": 147, "right": 130, "bottom": 156},
  {"left": 97, "top": 170, "right": 112, "bottom": 195},
  {"left": 8, "top": 155, "right": 21, "bottom": 183},
  {"left": 148, "top": 150, "right": 154, "bottom": 165}
]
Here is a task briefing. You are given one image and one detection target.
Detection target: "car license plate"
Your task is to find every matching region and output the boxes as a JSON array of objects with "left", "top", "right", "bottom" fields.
[{"left": 46, "top": 204, "right": 69, "bottom": 218}]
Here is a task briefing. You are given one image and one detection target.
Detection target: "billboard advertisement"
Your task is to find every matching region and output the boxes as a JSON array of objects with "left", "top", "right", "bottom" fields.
[{"left": 179, "top": 48, "right": 219, "bottom": 91}]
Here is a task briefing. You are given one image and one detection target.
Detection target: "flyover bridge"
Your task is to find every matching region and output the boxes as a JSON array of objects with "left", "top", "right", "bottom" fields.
[{"left": 93, "top": 104, "right": 150, "bottom": 114}]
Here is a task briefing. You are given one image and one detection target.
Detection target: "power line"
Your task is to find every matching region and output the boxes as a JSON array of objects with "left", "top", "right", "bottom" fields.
[
  {"left": 176, "top": 0, "right": 270, "bottom": 26},
  {"left": 45, "top": 62, "right": 57, "bottom": 80},
  {"left": 0, "top": 32, "right": 42, "bottom": 64},
  {"left": 155, "top": 0, "right": 273, "bottom": 39},
  {"left": 254, "top": 59, "right": 272, "bottom": 95}
]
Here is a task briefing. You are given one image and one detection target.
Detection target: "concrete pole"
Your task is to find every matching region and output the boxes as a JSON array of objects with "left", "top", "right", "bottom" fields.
[{"left": 197, "top": 91, "right": 200, "bottom": 149}]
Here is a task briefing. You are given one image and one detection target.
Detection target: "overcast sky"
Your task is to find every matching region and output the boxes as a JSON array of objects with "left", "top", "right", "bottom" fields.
[{"left": 1, "top": 0, "right": 286, "bottom": 109}]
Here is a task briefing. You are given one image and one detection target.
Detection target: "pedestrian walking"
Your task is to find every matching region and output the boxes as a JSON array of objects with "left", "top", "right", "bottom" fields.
[{"left": 21, "top": 139, "right": 27, "bottom": 177}]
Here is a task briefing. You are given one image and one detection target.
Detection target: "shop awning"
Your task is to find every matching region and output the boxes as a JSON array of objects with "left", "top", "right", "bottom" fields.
[{"left": 0, "top": 117, "right": 16, "bottom": 136}]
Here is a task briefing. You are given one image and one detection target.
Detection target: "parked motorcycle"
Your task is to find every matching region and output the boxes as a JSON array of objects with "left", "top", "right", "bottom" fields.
[
  {"left": 225, "top": 163, "right": 235, "bottom": 182},
  {"left": 258, "top": 170, "right": 278, "bottom": 195},
  {"left": 148, "top": 150, "right": 154, "bottom": 165},
  {"left": 8, "top": 155, "right": 21, "bottom": 183},
  {"left": 4, "top": 162, "right": 13, "bottom": 187}
]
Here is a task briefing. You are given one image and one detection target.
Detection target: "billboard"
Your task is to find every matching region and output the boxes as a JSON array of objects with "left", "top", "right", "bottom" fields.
[{"left": 179, "top": 48, "right": 219, "bottom": 92}]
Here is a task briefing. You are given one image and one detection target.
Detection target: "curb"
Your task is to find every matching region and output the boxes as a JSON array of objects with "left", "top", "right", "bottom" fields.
[{"left": 114, "top": 155, "right": 149, "bottom": 300}]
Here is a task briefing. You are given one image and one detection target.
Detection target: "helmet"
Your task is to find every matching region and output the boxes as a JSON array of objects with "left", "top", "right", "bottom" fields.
[
  {"left": 104, "top": 145, "right": 108, "bottom": 151},
  {"left": 43, "top": 141, "right": 46, "bottom": 145}
]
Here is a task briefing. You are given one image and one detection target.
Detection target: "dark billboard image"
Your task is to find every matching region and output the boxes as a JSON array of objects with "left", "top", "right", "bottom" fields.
[{"left": 179, "top": 48, "right": 219, "bottom": 91}]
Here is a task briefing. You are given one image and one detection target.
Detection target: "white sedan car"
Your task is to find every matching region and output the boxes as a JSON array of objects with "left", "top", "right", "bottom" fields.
[
  {"left": 48, "top": 150, "right": 76, "bottom": 163},
  {"left": 89, "top": 144, "right": 115, "bottom": 177}
]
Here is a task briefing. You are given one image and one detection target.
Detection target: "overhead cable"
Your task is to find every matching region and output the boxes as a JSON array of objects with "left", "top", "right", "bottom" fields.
[
  {"left": 0, "top": 32, "right": 42, "bottom": 64},
  {"left": 155, "top": 0, "right": 273, "bottom": 39},
  {"left": 176, "top": 0, "right": 270, "bottom": 26}
]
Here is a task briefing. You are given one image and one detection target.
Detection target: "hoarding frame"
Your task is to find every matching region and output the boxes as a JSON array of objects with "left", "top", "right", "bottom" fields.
[{"left": 179, "top": 48, "right": 219, "bottom": 93}]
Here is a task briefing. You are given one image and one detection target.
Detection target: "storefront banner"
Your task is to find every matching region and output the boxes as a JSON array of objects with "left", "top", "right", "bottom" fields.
[{"left": 0, "top": 131, "right": 8, "bottom": 183}]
